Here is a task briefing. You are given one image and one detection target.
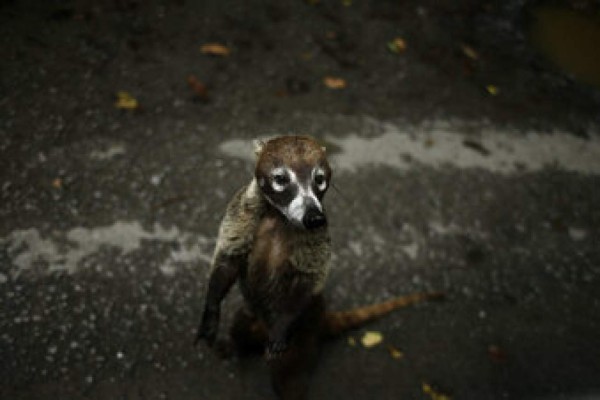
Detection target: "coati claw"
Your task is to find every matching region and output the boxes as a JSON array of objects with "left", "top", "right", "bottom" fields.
[
  {"left": 265, "top": 340, "right": 288, "bottom": 359},
  {"left": 194, "top": 325, "right": 216, "bottom": 346},
  {"left": 194, "top": 310, "right": 219, "bottom": 346}
]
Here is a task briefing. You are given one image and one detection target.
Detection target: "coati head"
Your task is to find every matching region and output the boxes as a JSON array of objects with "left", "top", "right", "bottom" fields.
[{"left": 254, "top": 136, "right": 331, "bottom": 230}]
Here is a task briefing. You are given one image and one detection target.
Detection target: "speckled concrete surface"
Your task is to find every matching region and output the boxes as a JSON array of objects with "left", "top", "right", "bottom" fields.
[{"left": 1, "top": 1, "right": 600, "bottom": 399}]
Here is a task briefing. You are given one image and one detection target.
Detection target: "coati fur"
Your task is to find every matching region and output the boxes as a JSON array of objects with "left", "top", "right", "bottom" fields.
[{"left": 195, "top": 135, "right": 441, "bottom": 400}]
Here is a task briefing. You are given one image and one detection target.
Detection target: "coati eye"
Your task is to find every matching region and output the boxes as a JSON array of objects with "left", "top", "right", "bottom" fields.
[
  {"left": 271, "top": 168, "right": 290, "bottom": 192},
  {"left": 273, "top": 174, "right": 289, "bottom": 185},
  {"left": 313, "top": 168, "right": 327, "bottom": 191}
]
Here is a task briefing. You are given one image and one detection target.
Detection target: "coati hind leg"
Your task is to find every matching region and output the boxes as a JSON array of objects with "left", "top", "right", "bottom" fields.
[
  {"left": 269, "top": 332, "right": 320, "bottom": 400},
  {"left": 268, "top": 295, "right": 326, "bottom": 400},
  {"left": 229, "top": 305, "right": 319, "bottom": 400}
]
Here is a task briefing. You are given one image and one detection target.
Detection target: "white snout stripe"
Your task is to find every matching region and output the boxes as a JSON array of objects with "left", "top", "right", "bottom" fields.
[{"left": 283, "top": 169, "right": 322, "bottom": 225}]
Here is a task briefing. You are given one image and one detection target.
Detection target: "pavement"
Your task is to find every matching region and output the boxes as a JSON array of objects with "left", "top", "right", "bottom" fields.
[{"left": 1, "top": 0, "right": 600, "bottom": 399}]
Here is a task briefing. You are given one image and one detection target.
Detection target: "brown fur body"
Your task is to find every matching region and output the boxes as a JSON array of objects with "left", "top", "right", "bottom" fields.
[{"left": 242, "top": 209, "right": 330, "bottom": 328}]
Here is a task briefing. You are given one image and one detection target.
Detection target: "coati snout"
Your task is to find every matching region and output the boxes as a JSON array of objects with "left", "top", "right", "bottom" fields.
[{"left": 302, "top": 205, "right": 327, "bottom": 230}]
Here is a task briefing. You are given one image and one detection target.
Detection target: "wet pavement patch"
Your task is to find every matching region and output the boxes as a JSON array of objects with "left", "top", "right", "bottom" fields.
[
  {"left": 0, "top": 221, "right": 213, "bottom": 279},
  {"left": 219, "top": 118, "right": 600, "bottom": 175}
]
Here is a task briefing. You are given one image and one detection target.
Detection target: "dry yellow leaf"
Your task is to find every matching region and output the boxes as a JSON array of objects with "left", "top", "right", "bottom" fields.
[
  {"left": 387, "top": 345, "right": 404, "bottom": 359},
  {"left": 301, "top": 51, "right": 314, "bottom": 60},
  {"left": 347, "top": 337, "right": 356, "bottom": 347},
  {"left": 52, "top": 178, "right": 62, "bottom": 189},
  {"left": 187, "top": 75, "right": 208, "bottom": 98},
  {"left": 200, "top": 43, "right": 230, "bottom": 56},
  {"left": 486, "top": 85, "right": 499, "bottom": 95},
  {"left": 323, "top": 76, "right": 347, "bottom": 89},
  {"left": 115, "top": 91, "right": 138, "bottom": 110},
  {"left": 388, "top": 37, "right": 407, "bottom": 53},
  {"left": 422, "top": 382, "right": 452, "bottom": 400},
  {"left": 361, "top": 331, "right": 383, "bottom": 348},
  {"left": 461, "top": 44, "right": 479, "bottom": 60}
]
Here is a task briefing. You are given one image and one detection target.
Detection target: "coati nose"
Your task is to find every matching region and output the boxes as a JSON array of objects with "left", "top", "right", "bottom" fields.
[{"left": 302, "top": 207, "right": 327, "bottom": 230}]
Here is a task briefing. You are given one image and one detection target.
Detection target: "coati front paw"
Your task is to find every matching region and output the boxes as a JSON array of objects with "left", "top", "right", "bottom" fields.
[
  {"left": 214, "top": 339, "right": 235, "bottom": 359},
  {"left": 194, "top": 310, "right": 220, "bottom": 346},
  {"left": 265, "top": 340, "right": 288, "bottom": 359}
]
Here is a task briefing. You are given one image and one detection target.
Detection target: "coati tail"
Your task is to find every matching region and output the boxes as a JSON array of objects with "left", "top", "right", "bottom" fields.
[{"left": 322, "top": 292, "right": 444, "bottom": 337}]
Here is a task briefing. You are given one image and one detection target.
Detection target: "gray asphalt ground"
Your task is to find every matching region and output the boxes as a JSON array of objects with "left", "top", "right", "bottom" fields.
[{"left": 1, "top": 1, "right": 600, "bottom": 399}]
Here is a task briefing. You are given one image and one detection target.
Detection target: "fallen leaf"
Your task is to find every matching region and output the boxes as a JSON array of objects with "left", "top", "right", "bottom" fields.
[
  {"left": 301, "top": 51, "right": 314, "bottom": 60},
  {"left": 347, "top": 337, "right": 356, "bottom": 347},
  {"left": 306, "top": 0, "right": 320, "bottom": 4},
  {"left": 200, "top": 43, "right": 230, "bottom": 56},
  {"left": 462, "top": 139, "right": 491, "bottom": 156},
  {"left": 153, "top": 195, "right": 189, "bottom": 210},
  {"left": 388, "top": 37, "right": 407, "bottom": 54},
  {"left": 361, "top": 331, "right": 383, "bottom": 348},
  {"left": 461, "top": 44, "right": 479, "bottom": 60},
  {"left": 342, "top": 0, "right": 352, "bottom": 6},
  {"left": 488, "top": 345, "right": 507, "bottom": 362},
  {"left": 486, "top": 84, "right": 499, "bottom": 95},
  {"left": 387, "top": 345, "right": 404, "bottom": 359},
  {"left": 424, "top": 137, "right": 435, "bottom": 147},
  {"left": 422, "top": 382, "right": 452, "bottom": 400},
  {"left": 187, "top": 75, "right": 208, "bottom": 98},
  {"left": 323, "top": 76, "right": 347, "bottom": 89},
  {"left": 115, "top": 91, "right": 138, "bottom": 110},
  {"left": 286, "top": 77, "right": 310, "bottom": 95},
  {"left": 52, "top": 178, "right": 62, "bottom": 189}
]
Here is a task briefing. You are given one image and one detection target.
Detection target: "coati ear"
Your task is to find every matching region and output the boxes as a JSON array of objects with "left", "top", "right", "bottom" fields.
[{"left": 253, "top": 139, "right": 265, "bottom": 157}]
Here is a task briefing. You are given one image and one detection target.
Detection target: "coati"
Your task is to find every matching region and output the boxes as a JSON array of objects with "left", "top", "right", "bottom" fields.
[{"left": 195, "top": 135, "right": 441, "bottom": 399}]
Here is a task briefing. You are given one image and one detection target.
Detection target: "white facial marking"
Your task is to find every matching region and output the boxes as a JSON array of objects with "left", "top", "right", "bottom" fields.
[
  {"left": 283, "top": 172, "right": 322, "bottom": 226},
  {"left": 303, "top": 186, "right": 322, "bottom": 212},
  {"left": 265, "top": 166, "right": 324, "bottom": 228},
  {"left": 287, "top": 194, "right": 306, "bottom": 224},
  {"left": 313, "top": 167, "right": 327, "bottom": 192}
]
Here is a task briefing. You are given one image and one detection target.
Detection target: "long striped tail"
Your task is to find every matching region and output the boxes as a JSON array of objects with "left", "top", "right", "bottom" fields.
[{"left": 322, "top": 291, "right": 444, "bottom": 337}]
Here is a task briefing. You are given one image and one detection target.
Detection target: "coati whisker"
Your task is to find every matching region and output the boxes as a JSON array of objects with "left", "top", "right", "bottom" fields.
[
  {"left": 195, "top": 135, "right": 441, "bottom": 400},
  {"left": 329, "top": 180, "right": 352, "bottom": 205}
]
